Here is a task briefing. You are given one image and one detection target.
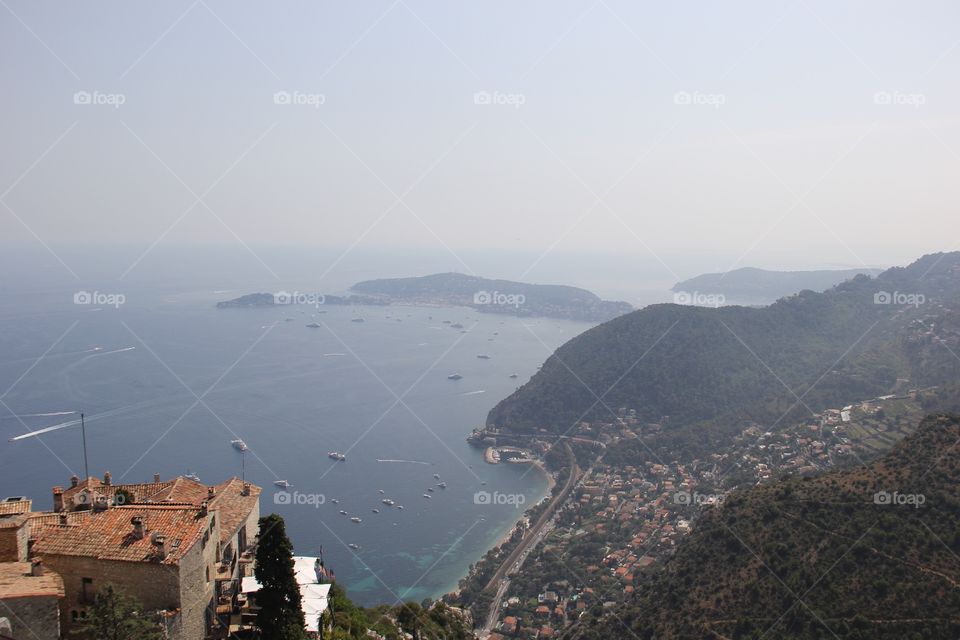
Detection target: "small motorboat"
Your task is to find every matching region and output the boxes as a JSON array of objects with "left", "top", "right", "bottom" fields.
[
  {"left": 328, "top": 452, "right": 347, "bottom": 461},
  {"left": 382, "top": 499, "right": 395, "bottom": 506},
  {"left": 447, "top": 373, "right": 463, "bottom": 380},
  {"left": 274, "top": 480, "right": 290, "bottom": 489},
  {"left": 350, "top": 517, "right": 362, "bottom": 523},
  {"left": 423, "top": 494, "right": 431, "bottom": 499},
  {"left": 427, "top": 487, "right": 434, "bottom": 492},
  {"left": 372, "top": 509, "right": 380, "bottom": 514},
  {"left": 348, "top": 543, "right": 360, "bottom": 550},
  {"left": 433, "top": 473, "right": 441, "bottom": 479},
  {"left": 397, "top": 505, "right": 404, "bottom": 510},
  {"left": 339, "top": 510, "right": 348, "bottom": 516},
  {"left": 231, "top": 439, "right": 248, "bottom": 451},
  {"left": 378, "top": 489, "right": 385, "bottom": 494},
  {"left": 331, "top": 499, "right": 339, "bottom": 504},
  {"left": 437, "top": 482, "right": 447, "bottom": 489}
]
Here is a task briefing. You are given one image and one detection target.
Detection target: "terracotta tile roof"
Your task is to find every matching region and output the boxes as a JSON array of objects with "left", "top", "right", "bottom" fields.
[
  {"left": 27, "top": 511, "right": 92, "bottom": 539},
  {"left": 208, "top": 478, "right": 261, "bottom": 543},
  {"left": 0, "top": 562, "right": 64, "bottom": 599},
  {"left": 0, "top": 499, "right": 31, "bottom": 516},
  {"left": 32, "top": 505, "right": 209, "bottom": 566}
]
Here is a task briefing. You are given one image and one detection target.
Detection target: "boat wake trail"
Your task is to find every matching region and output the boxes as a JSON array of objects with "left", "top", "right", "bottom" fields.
[
  {"left": 377, "top": 459, "right": 432, "bottom": 465},
  {"left": 458, "top": 389, "right": 486, "bottom": 396}
]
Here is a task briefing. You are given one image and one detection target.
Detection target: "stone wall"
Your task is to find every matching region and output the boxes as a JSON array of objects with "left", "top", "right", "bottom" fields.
[
  {"left": 0, "top": 518, "right": 28, "bottom": 562},
  {"left": 0, "top": 595, "right": 61, "bottom": 640},
  {"left": 38, "top": 554, "right": 181, "bottom": 638},
  {"left": 176, "top": 512, "right": 219, "bottom": 640}
]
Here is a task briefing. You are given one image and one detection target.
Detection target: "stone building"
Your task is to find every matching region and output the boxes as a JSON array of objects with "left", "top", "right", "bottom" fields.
[
  {"left": 26, "top": 473, "right": 261, "bottom": 640},
  {"left": 0, "top": 560, "right": 64, "bottom": 640},
  {"left": 0, "top": 499, "right": 32, "bottom": 563}
]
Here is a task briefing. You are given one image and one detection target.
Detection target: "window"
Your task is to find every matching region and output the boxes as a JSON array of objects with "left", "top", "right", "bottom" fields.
[{"left": 81, "top": 577, "right": 94, "bottom": 605}]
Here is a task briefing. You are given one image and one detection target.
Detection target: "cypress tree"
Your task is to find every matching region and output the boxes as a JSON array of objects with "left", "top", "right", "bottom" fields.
[{"left": 254, "top": 513, "right": 307, "bottom": 640}]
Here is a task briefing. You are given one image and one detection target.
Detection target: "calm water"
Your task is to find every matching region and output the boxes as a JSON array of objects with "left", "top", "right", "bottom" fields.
[{"left": 0, "top": 286, "right": 592, "bottom": 605}]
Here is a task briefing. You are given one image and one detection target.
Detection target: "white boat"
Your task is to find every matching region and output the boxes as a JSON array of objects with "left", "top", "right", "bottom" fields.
[
  {"left": 437, "top": 482, "right": 447, "bottom": 489},
  {"left": 509, "top": 373, "right": 518, "bottom": 379},
  {"left": 427, "top": 487, "right": 434, "bottom": 492},
  {"left": 185, "top": 470, "right": 200, "bottom": 482},
  {"left": 231, "top": 439, "right": 248, "bottom": 451},
  {"left": 274, "top": 480, "right": 290, "bottom": 489},
  {"left": 433, "top": 473, "right": 441, "bottom": 479},
  {"left": 350, "top": 517, "right": 362, "bottom": 523},
  {"left": 477, "top": 354, "right": 490, "bottom": 359},
  {"left": 372, "top": 508, "right": 379, "bottom": 514},
  {"left": 339, "top": 510, "right": 348, "bottom": 515},
  {"left": 378, "top": 489, "right": 385, "bottom": 494},
  {"left": 422, "top": 494, "right": 431, "bottom": 499},
  {"left": 382, "top": 499, "right": 395, "bottom": 506},
  {"left": 447, "top": 373, "right": 463, "bottom": 380},
  {"left": 397, "top": 505, "right": 404, "bottom": 510},
  {"left": 328, "top": 451, "right": 346, "bottom": 461},
  {"left": 348, "top": 543, "right": 360, "bottom": 550}
]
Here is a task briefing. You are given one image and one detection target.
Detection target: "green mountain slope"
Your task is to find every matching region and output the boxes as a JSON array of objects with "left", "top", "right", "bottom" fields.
[
  {"left": 487, "top": 252, "right": 960, "bottom": 453},
  {"left": 568, "top": 413, "right": 960, "bottom": 640}
]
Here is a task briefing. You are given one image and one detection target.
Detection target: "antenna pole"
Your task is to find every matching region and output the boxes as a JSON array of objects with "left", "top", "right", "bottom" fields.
[{"left": 81, "top": 412, "right": 90, "bottom": 480}]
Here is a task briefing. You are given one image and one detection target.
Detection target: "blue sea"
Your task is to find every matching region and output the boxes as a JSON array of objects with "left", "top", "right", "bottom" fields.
[{"left": 0, "top": 282, "right": 593, "bottom": 606}]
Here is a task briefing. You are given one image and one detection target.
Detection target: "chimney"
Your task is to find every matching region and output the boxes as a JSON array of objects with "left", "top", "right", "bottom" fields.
[
  {"left": 153, "top": 473, "right": 161, "bottom": 483},
  {"left": 30, "top": 559, "right": 43, "bottom": 577},
  {"left": 241, "top": 482, "right": 251, "bottom": 496},
  {"left": 70, "top": 475, "right": 79, "bottom": 488},
  {"left": 131, "top": 516, "right": 145, "bottom": 539},
  {"left": 152, "top": 533, "right": 167, "bottom": 560},
  {"left": 207, "top": 486, "right": 215, "bottom": 499},
  {"left": 103, "top": 471, "right": 112, "bottom": 486},
  {"left": 199, "top": 500, "right": 209, "bottom": 517},
  {"left": 93, "top": 494, "right": 109, "bottom": 512},
  {"left": 52, "top": 487, "right": 64, "bottom": 512}
]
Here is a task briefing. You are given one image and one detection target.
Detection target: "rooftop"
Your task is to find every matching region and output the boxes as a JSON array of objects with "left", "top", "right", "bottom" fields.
[
  {"left": 0, "top": 562, "right": 64, "bottom": 599},
  {"left": 32, "top": 504, "right": 210, "bottom": 566}
]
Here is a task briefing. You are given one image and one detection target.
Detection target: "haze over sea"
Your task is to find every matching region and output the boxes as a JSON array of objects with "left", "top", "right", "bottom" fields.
[{"left": 0, "top": 253, "right": 606, "bottom": 605}]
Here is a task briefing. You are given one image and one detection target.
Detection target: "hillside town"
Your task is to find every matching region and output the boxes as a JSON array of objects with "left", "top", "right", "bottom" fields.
[{"left": 467, "top": 389, "right": 937, "bottom": 638}]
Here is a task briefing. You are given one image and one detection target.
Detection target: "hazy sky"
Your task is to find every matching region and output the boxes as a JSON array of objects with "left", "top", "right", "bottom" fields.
[{"left": 2, "top": 0, "right": 959, "bottom": 287}]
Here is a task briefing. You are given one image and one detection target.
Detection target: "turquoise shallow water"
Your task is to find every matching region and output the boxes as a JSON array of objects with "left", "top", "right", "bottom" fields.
[{"left": 0, "top": 286, "right": 590, "bottom": 605}]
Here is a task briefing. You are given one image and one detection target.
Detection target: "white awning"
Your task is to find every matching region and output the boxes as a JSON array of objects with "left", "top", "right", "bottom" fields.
[{"left": 241, "top": 556, "right": 332, "bottom": 633}]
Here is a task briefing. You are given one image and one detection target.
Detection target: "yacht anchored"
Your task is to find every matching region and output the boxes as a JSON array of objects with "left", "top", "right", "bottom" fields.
[
  {"left": 328, "top": 452, "right": 347, "bottom": 461},
  {"left": 231, "top": 439, "right": 248, "bottom": 452},
  {"left": 447, "top": 373, "right": 463, "bottom": 380},
  {"left": 274, "top": 480, "right": 290, "bottom": 489},
  {"left": 350, "top": 517, "right": 362, "bottom": 523},
  {"left": 381, "top": 498, "right": 395, "bottom": 506}
]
